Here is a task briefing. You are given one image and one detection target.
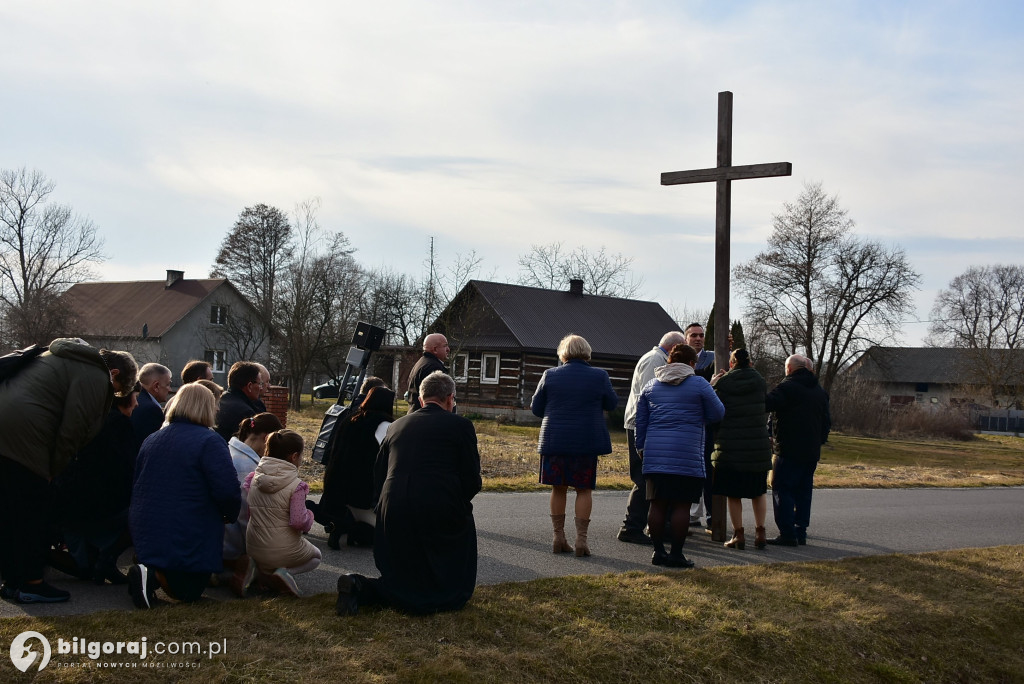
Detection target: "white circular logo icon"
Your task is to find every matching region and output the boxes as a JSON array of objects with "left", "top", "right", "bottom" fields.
[{"left": 10, "top": 631, "right": 51, "bottom": 672}]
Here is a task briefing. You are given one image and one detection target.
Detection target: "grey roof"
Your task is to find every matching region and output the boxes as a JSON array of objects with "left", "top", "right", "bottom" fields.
[
  {"left": 437, "top": 280, "right": 680, "bottom": 359},
  {"left": 846, "top": 346, "right": 1024, "bottom": 385}
]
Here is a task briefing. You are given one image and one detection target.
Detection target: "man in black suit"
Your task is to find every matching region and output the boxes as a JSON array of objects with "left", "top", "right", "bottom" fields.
[
  {"left": 131, "top": 363, "right": 171, "bottom": 445},
  {"left": 214, "top": 362, "right": 264, "bottom": 441},
  {"left": 336, "top": 370, "right": 481, "bottom": 616},
  {"left": 765, "top": 354, "right": 831, "bottom": 546},
  {"left": 405, "top": 333, "right": 449, "bottom": 412}
]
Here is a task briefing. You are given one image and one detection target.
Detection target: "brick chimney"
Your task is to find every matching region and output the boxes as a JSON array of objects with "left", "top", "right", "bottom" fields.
[
  {"left": 568, "top": 279, "right": 584, "bottom": 296},
  {"left": 166, "top": 270, "right": 184, "bottom": 288}
]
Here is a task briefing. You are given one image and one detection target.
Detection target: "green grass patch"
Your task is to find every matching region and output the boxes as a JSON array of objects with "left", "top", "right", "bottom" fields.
[{"left": 3, "top": 546, "right": 1021, "bottom": 682}]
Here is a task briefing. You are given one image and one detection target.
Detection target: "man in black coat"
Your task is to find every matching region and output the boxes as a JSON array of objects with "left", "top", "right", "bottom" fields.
[
  {"left": 405, "top": 333, "right": 449, "bottom": 412},
  {"left": 214, "top": 362, "right": 264, "bottom": 441},
  {"left": 131, "top": 363, "right": 171, "bottom": 446},
  {"left": 336, "top": 370, "right": 481, "bottom": 616},
  {"left": 765, "top": 354, "right": 831, "bottom": 546}
]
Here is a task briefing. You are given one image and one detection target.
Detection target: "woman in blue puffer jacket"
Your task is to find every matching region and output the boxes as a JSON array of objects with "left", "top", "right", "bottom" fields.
[
  {"left": 531, "top": 334, "right": 618, "bottom": 558},
  {"left": 636, "top": 343, "right": 724, "bottom": 568}
]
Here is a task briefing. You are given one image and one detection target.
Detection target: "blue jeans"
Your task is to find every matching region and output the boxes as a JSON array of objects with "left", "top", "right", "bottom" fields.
[{"left": 771, "top": 457, "right": 817, "bottom": 540}]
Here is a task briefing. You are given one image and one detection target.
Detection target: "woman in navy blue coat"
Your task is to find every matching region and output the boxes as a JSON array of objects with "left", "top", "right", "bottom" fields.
[
  {"left": 128, "top": 383, "right": 241, "bottom": 608},
  {"left": 636, "top": 343, "right": 724, "bottom": 568},
  {"left": 531, "top": 334, "right": 618, "bottom": 557}
]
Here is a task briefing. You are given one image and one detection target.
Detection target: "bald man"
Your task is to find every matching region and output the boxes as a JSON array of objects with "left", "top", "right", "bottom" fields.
[
  {"left": 406, "top": 334, "right": 450, "bottom": 413},
  {"left": 764, "top": 354, "right": 831, "bottom": 546}
]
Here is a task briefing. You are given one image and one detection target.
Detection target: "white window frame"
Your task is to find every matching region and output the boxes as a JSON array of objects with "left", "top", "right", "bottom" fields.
[
  {"left": 205, "top": 350, "right": 227, "bottom": 373},
  {"left": 480, "top": 353, "right": 500, "bottom": 385},
  {"left": 210, "top": 305, "right": 228, "bottom": 325},
  {"left": 453, "top": 353, "right": 469, "bottom": 383}
]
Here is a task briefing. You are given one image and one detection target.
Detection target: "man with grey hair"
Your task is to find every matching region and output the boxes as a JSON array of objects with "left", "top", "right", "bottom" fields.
[
  {"left": 406, "top": 333, "right": 450, "bottom": 412},
  {"left": 132, "top": 362, "right": 172, "bottom": 444},
  {"left": 336, "top": 370, "right": 481, "bottom": 616},
  {"left": 617, "top": 330, "right": 686, "bottom": 544},
  {"left": 765, "top": 354, "right": 831, "bottom": 546}
]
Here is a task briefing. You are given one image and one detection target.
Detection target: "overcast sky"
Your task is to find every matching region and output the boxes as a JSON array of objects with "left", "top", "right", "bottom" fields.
[{"left": 3, "top": 1, "right": 1021, "bottom": 346}]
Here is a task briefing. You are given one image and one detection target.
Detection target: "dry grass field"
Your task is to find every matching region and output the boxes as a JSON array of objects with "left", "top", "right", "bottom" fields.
[
  {"left": 2, "top": 546, "right": 1021, "bottom": 682},
  {"left": 290, "top": 402, "right": 1024, "bottom": 492}
]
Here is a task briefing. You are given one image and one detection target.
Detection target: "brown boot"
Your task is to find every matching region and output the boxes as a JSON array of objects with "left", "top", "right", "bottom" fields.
[
  {"left": 754, "top": 526, "right": 767, "bottom": 550},
  {"left": 551, "top": 514, "right": 573, "bottom": 554},
  {"left": 574, "top": 517, "right": 591, "bottom": 557},
  {"left": 724, "top": 527, "right": 745, "bottom": 550}
]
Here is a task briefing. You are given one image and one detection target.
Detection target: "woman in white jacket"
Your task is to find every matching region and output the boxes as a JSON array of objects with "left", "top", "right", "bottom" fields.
[{"left": 221, "top": 412, "right": 282, "bottom": 595}]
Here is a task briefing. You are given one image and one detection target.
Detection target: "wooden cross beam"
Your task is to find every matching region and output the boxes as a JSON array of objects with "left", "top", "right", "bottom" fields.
[{"left": 661, "top": 90, "right": 791, "bottom": 542}]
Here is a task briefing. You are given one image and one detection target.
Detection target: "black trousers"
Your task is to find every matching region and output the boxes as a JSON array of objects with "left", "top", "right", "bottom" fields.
[
  {"left": 621, "top": 429, "right": 650, "bottom": 532},
  {"left": 0, "top": 455, "right": 51, "bottom": 589}
]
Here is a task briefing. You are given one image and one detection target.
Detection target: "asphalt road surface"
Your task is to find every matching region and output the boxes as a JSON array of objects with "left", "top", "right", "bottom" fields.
[{"left": 3, "top": 487, "right": 1022, "bottom": 618}]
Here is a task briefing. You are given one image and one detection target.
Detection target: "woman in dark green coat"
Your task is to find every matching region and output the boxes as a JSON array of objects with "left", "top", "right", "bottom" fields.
[{"left": 710, "top": 349, "right": 772, "bottom": 550}]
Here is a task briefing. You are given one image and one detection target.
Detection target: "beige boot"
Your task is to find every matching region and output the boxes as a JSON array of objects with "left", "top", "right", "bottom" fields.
[
  {"left": 551, "top": 514, "right": 573, "bottom": 553},
  {"left": 574, "top": 517, "right": 591, "bottom": 557}
]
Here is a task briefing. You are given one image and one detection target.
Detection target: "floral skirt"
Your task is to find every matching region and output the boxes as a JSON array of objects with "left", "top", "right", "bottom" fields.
[{"left": 539, "top": 453, "right": 598, "bottom": 490}]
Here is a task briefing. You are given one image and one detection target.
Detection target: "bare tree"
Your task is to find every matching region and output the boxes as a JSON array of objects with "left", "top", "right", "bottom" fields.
[
  {"left": 517, "top": 242, "right": 643, "bottom": 298},
  {"left": 274, "top": 199, "right": 359, "bottom": 408},
  {"left": 210, "top": 203, "right": 293, "bottom": 329},
  {"left": 927, "top": 264, "right": 1024, "bottom": 407},
  {"left": 734, "top": 181, "right": 920, "bottom": 392},
  {"left": 0, "top": 168, "right": 105, "bottom": 348}
]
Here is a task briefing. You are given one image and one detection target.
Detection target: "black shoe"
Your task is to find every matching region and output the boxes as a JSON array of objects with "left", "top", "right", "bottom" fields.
[
  {"left": 16, "top": 581, "right": 71, "bottom": 603},
  {"left": 336, "top": 574, "right": 361, "bottom": 616},
  {"left": 688, "top": 519, "right": 703, "bottom": 528},
  {"left": 128, "top": 564, "right": 156, "bottom": 609},
  {"left": 618, "top": 528, "right": 652, "bottom": 545},
  {"left": 327, "top": 527, "right": 343, "bottom": 550},
  {"left": 0, "top": 582, "right": 17, "bottom": 600},
  {"left": 765, "top": 535, "right": 799, "bottom": 547},
  {"left": 94, "top": 565, "right": 129, "bottom": 586},
  {"left": 651, "top": 549, "right": 669, "bottom": 566},
  {"left": 665, "top": 554, "right": 695, "bottom": 569}
]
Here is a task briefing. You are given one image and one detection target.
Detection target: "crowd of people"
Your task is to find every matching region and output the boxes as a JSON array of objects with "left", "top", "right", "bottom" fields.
[{"left": 0, "top": 327, "right": 829, "bottom": 617}]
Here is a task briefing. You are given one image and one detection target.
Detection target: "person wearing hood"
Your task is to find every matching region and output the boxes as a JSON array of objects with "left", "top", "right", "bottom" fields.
[
  {"left": 0, "top": 338, "right": 137, "bottom": 604},
  {"left": 709, "top": 349, "right": 772, "bottom": 551},
  {"left": 764, "top": 354, "right": 831, "bottom": 547},
  {"left": 243, "top": 429, "right": 321, "bottom": 597},
  {"left": 635, "top": 343, "right": 725, "bottom": 568}
]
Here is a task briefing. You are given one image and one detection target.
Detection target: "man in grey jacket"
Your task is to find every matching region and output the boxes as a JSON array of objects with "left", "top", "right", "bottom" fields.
[
  {"left": 0, "top": 339, "right": 136, "bottom": 603},
  {"left": 617, "top": 330, "right": 685, "bottom": 544}
]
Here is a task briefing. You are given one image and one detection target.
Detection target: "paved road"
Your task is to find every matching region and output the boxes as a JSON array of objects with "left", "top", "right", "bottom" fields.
[{"left": 3, "top": 487, "right": 1022, "bottom": 618}]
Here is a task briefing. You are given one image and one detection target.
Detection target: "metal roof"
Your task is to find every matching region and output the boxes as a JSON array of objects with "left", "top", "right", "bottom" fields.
[
  {"left": 64, "top": 277, "right": 232, "bottom": 339},
  {"left": 846, "top": 346, "right": 1024, "bottom": 385},
  {"left": 438, "top": 280, "right": 680, "bottom": 359}
]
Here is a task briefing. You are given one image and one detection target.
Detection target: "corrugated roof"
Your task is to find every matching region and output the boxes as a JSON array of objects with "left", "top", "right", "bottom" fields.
[
  {"left": 847, "top": 346, "right": 1024, "bottom": 385},
  {"left": 442, "top": 280, "right": 679, "bottom": 359},
  {"left": 64, "top": 278, "right": 229, "bottom": 338}
]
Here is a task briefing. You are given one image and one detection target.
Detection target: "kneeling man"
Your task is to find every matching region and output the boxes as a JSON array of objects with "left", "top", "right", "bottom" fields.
[{"left": 337, "top": 370, "right": 481, "bottom": 615}]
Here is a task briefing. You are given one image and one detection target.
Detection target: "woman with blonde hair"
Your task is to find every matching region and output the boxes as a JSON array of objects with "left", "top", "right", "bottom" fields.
[
  {"left": 128, "top": 383, "right": 241, "bottom": 608},
  {"left": 531, "top": 334, "right": 618, "bottom": 557}
]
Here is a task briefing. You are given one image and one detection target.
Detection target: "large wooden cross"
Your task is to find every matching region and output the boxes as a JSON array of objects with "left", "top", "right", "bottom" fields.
[
  {"left": 661, "top": 91, "right": 791, "bottom": 542},
  {"left": 661, "top": 91, "right": 791, "bottom": 374}
]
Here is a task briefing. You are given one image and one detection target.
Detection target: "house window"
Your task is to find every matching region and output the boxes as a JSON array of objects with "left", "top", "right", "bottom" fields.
[
  {"left": 210, "top": 305, "right": 228, "bottom": 325},
  {"left": 453, "top": 353, "right": 468, "bottom": 383},
  {"left": 914, "top": 382, "right": 929, "bottom": 393},
  {"left": 481, "top": 353, "right": 500, "bottom": 385},
  {"left": 204, "top": 350, "right": 226, "bottom": 374}
]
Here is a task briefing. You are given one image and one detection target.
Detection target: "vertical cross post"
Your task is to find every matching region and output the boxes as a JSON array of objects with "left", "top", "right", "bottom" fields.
[{"left": 661, "top": 91, "right": 792, "bottom": 542}]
